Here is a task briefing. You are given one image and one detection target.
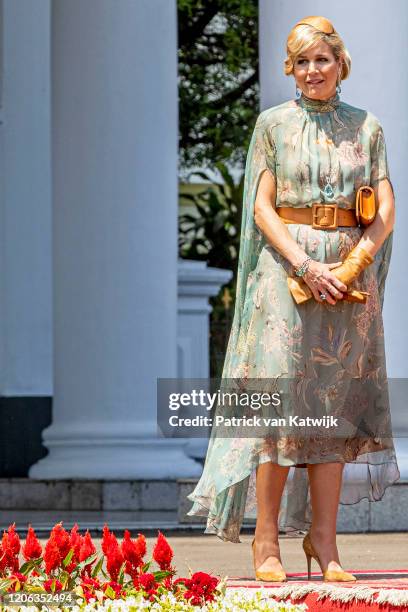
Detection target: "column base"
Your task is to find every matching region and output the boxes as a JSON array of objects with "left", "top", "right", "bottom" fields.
[{"left": 29, "top": 425, "right": 203, "bottom": 479}]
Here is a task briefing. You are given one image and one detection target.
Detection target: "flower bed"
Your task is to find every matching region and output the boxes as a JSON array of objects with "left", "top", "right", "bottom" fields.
[{"left": 0, "top": 522, "right": 306, "bottom": 611}]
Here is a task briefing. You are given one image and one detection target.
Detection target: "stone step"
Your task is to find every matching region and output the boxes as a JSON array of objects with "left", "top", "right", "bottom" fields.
[
  {"left": 0, "top": 477, "right": 406, "bottom": 534},
  {"left": 0, "top": 510, "right": 257, "bottom": 536}
]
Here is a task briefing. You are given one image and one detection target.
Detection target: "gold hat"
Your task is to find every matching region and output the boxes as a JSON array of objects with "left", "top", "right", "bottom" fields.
[{"left": 293, "top": 15, "right": 335, "bottom": 34}]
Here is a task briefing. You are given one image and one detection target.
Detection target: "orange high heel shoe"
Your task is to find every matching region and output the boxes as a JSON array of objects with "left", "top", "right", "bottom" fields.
[
  {"left": 251, "top": 537, "right": 287, "bottom": 582},
  {"left": 302, "top": 532, "right": 357, "bottom": 582}
]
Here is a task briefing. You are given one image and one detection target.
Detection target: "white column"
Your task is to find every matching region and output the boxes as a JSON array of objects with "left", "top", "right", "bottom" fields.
[
  {"left": 177, "top": 260, "right": 232, "bottom": 379},
  {"left": 0, "top": 0, "right": 52, "bottom": 396},
  {"left": 259, "top": 0, "right": 408, "bottom": 478},
  {"left": 178, "top": 260, "right": 232, "bottom": 459},
  {"left": 29, "top": 0, "right": 201, "bottom": 479}
]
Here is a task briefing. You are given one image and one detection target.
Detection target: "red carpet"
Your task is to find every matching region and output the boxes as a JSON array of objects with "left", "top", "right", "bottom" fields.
[{"left": 226, "top": 570, "right": 408, "bottom": 610}]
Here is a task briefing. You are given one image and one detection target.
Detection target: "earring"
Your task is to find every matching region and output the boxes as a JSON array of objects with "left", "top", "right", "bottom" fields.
[
  {"left": 295, "top": 85, "right": 301, "bottom": 98},
  {"left": 336, "top": 67, "right": 342, "bottom": 93}
]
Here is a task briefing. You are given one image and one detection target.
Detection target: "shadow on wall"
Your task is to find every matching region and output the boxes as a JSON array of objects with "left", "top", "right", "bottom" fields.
[{"left": 0, "top": 397, "right": 51, "bottom": 477}]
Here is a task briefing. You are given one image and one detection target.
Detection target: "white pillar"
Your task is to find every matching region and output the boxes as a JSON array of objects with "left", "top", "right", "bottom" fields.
[
  {"left": 178, "top": 260, "right": 232, "bottom": 459},
  {"left": 0, "top": 0, "right": 52, "bottom": 396},
  {"left": 29, "top": 0, "right": 201, "bottom": 479},
  {"left": 177, "top": 260, "right": 232, "bottom": 379},
  {"left": 259, "top": 0, "right": 408, "bottom": 478}
]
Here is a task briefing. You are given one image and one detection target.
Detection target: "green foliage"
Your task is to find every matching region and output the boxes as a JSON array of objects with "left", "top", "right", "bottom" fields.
[
  {"left": 178, "top": 162, "right": 244, "bottom": 277},
  {"left": 178, "top": 0, "right": 259, "bottom": 173}
]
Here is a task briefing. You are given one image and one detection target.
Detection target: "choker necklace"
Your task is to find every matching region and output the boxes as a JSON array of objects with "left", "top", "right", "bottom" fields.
[{"left": 298, "top": 91, "right": 340, "bottom": 112}]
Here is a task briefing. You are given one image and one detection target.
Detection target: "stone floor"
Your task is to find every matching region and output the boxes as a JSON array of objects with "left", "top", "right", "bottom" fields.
[
  {"left": 147, "top": 533, "right": 408, "bottom": 577},
  {"left": 11, "top": 531, "right": 408, "bottom": 578}
]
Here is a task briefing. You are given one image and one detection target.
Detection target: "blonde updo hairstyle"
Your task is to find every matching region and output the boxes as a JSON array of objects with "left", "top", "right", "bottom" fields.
[{"left": 284, "top": 15, "right": 351, "bottom": 86}]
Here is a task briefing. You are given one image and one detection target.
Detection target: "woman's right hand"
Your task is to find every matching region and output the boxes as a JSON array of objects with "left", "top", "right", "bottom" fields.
[{"left": 302, "top": 260, "right": 348, "bottom": 305}]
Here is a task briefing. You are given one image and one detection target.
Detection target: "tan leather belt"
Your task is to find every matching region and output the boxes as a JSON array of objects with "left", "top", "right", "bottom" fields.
[{"left": 276, "top": 203, "right": 358, "bottom": 229}]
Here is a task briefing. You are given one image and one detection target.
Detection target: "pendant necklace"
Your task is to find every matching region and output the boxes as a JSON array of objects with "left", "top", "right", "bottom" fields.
[
  {"left": 323, "top": 175, "right": 335, "bottom": 199},
  {"left": 321, "top": 132, "right": 336, "bottom": 200}
]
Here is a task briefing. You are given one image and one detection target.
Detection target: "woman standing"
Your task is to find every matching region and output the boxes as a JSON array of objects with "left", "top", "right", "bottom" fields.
[{"left": 186, "top": 15, "right": 400, "bottom": 582}]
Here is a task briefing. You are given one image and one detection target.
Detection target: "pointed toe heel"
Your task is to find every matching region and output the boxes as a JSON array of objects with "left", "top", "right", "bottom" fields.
[
  {"left": 251, "top": 537, "right": 287, "bottom": 582},
  {"left": 302, "top": 532, "right": 357, "bottom": 582}
]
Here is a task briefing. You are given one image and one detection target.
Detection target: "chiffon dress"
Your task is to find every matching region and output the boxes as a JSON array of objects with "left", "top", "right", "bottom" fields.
[{"left": 186, "top": 91, "right": 400, "bottom": 543}]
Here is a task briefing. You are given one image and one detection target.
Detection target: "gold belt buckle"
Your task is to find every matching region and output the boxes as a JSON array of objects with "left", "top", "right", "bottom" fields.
[{"left": 312, "top": 203, "right": 338, "bottom": 229}]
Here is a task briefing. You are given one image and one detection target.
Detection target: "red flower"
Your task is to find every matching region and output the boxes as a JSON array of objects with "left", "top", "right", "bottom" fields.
[
  {"left": 134, "top": 533, "right": 147, "bottom": 559},
  {"left": 60, "top": 524, "right": 84, "bottom": 574},
  {"left": 2, "top": 523, "right": 218, "bottom": 607},
  {"left": 101, "top": 524, "right": 117, "bottom": 556},
  {"left": 44, "top": 578, "right": 63, "bottom": 592},
  {"left": 69, "top": 524, "right": 82, "bottom": 561},
  {"left": 101, "top": 525, "right": 125, "bottom": 582},
  {"left": 121, "top": 530, "right": 145, "bottom": 571},
  {"left": 179, "top": 571, "right": 220, "bottom": 606},
  {"left": 138, "top": 573, "right": 158, "bottom": 601},
  {"left": 43, "top": 523, "right": 77, "bottom": 575},
  {"left": 106, "top": 544, "right": 124, "bottom": 582},
  {"left": 79, "top": 531, "right": 96, "bottom": 567},
  {"left": 152, "top": 530, "right": 173, "bottom": 571},
  {"left": 138, "top": 572, "right": 156, "bottom": 591},
  {"left": 43, "top": 538, "right": 62, "bottom": 574},
  {"left": 49, "top": 522, "right": 71, "bottom": 561},
  {"left": 4, "top": 524, "right": 20, "bottom": 556},
  {"left": 22, "top": 525, "right": 42, "bottom": 560},
  {"left": 0, "top": 525, "right": 21, "bottom": 574}
]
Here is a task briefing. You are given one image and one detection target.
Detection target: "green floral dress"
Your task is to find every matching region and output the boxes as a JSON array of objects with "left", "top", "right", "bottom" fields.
[{"left": 186, "top": 92, "right": 400, "bottom": 543}]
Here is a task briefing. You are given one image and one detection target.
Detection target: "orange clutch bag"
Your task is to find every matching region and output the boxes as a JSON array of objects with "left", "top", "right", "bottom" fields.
[{"left": 355, "top": 186, "right": 376, "bottom": 226}]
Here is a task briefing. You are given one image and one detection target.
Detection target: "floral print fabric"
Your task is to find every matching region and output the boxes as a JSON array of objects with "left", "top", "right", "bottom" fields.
[{"left": 186, "top": 92, "right": 400, "bottom": 543}]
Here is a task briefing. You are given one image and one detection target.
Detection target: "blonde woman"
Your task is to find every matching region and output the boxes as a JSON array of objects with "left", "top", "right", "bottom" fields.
[{"left": 187, "top": 15, "right": 399, "bottom": 582}]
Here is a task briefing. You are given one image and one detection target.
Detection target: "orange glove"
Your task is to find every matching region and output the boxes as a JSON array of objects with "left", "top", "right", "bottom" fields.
[{"left": 287, "top": 245, "right": 374, "bottom": 305}]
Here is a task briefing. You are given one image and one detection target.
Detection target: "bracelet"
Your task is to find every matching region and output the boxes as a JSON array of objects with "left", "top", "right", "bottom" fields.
[{"left": 294, "top": 256, "right": 312, "bottom": 277}]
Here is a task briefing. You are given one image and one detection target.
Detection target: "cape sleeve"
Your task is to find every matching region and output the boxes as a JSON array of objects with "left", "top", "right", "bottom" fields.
[
  {"left": 251, "top": 113, "right": 278, "bottom": 201},
  {"left": 370, "top": 122, "right": 394, "bottom": 198},
  {"left": 369, "top": 121, "right": 394, "bottom": 310},
  {"left": 221, "top": 111, "right": 276, "bottom": 378}
]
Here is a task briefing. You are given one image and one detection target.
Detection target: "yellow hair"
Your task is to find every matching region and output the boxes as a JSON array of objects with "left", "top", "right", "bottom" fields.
[{"left": 284, "top": 15, "right": 351, "bottom": 83}]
